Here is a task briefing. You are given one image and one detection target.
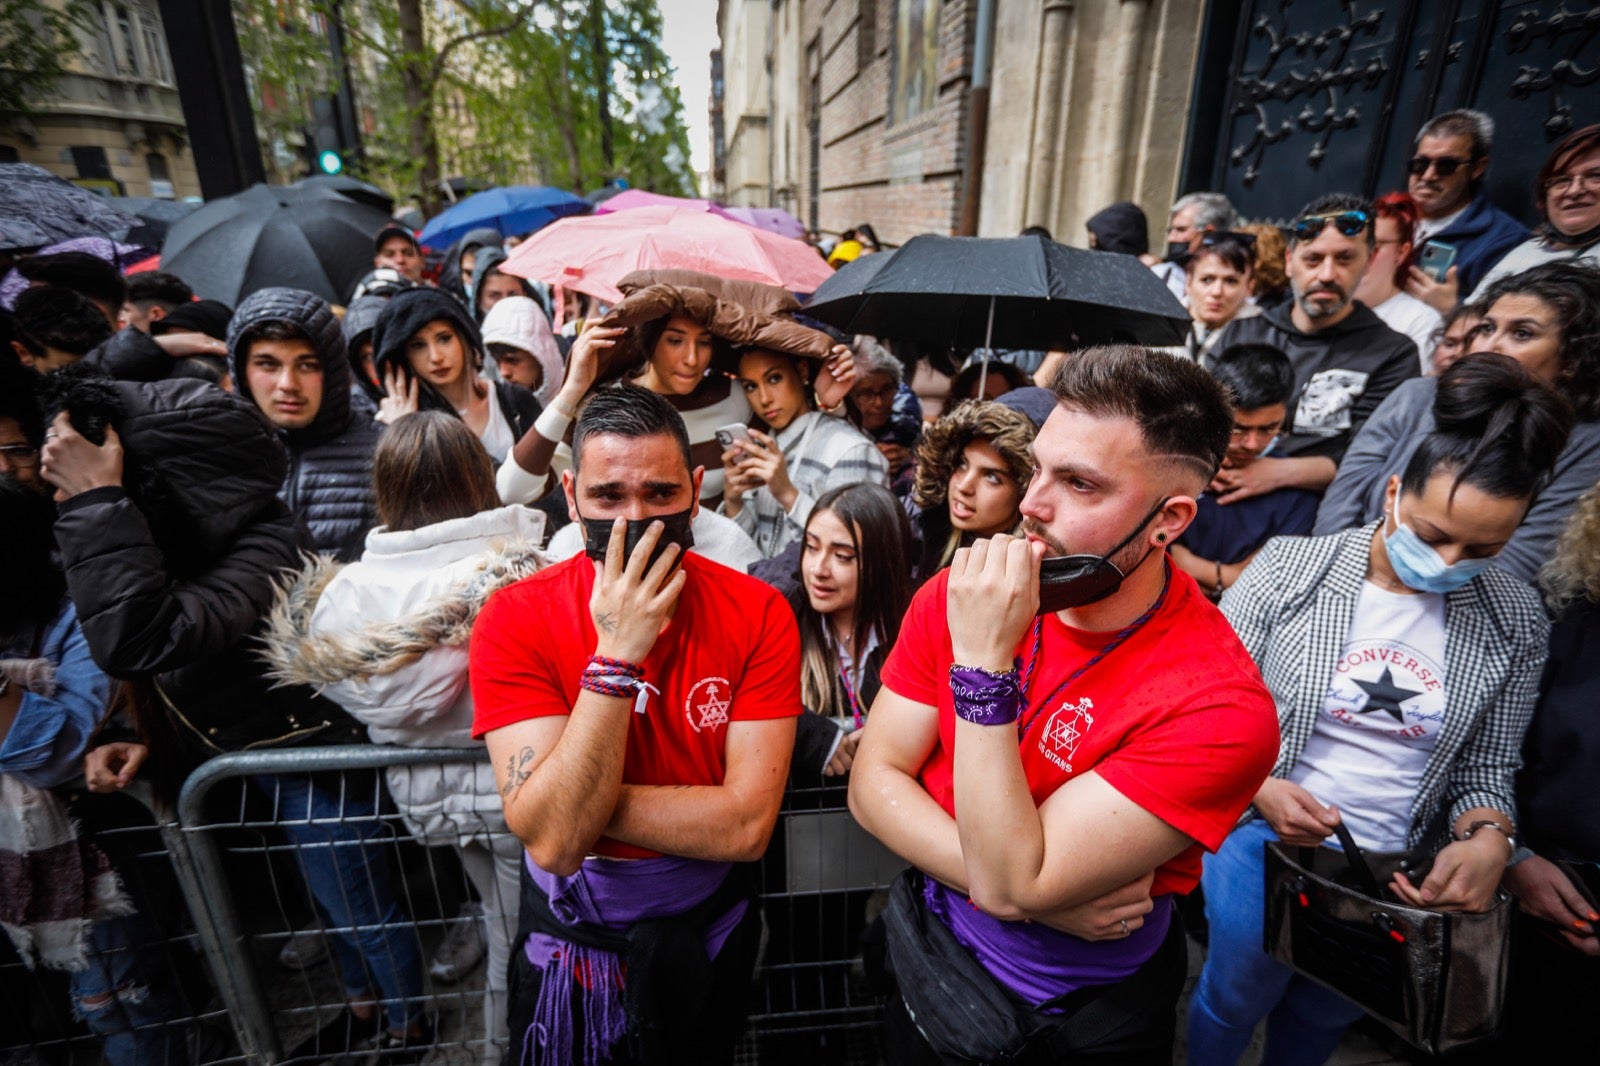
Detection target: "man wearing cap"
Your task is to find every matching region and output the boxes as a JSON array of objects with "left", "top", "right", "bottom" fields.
[
  {"left": 374, "top": 223, "right": 425, "bottom": 283},
  {"left": 1206, "top": 192, "right": 1419, "bottom": 503}
]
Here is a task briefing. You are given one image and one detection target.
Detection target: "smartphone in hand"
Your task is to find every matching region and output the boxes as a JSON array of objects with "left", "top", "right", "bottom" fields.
[
  {"left": 714, "top": 422, "right": 753, "bottom": 450},
  {"left": 1418, "top": 240, "right": 1458, "bottom": 283}
]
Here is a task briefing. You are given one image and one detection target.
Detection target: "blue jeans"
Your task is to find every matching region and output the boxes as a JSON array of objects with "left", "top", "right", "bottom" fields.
[
  {"left": 1187, "top": 819, "right": 1365, "bottom": 1066},
  {"left": 254, "top": 774, "right": 425, "bottom": 1030},
  {"left": 69, "top": 912, "right": 189, "bottom": 1066}
]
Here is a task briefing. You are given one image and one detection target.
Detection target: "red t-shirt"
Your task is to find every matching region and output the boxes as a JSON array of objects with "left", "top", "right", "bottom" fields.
[
  {"left": 879, "top": 564, "right": 1279, "bottom": 897},
  {"left": 470, "top": 552, "right": 802, "bottom": 858}
]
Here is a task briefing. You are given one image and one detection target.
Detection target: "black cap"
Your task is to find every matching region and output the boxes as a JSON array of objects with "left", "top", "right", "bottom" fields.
[{"left": 374, "top": 223, "right": 420, "bottom": 254}]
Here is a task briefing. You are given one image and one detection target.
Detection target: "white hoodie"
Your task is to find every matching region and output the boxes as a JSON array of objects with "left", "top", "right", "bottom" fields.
[{"left": 480, "top": 295, "right": 565, "bottom": 407}]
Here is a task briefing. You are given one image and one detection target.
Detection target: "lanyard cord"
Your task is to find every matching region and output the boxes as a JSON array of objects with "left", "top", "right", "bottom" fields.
[
  {"left": 1015, "top": 565, "right": 1172, "bottom": 745},
  {"left": 832, "top": 630, "right": 867, "bottom": 729}
]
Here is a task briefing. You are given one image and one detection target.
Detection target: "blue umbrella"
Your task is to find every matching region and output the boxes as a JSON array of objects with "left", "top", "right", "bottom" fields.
[{"left": 418, "top": 185, "right": 588, "bottom": 248}]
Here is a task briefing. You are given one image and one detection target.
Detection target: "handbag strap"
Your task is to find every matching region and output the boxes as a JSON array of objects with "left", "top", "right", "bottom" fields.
[{"left": 1331, "top": 820, "right": 1385, "bottom": 898}]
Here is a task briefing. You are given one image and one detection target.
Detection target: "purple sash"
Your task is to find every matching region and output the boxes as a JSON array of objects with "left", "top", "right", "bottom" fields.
[
  {"left": 520, "top": 853, "right": 747, "bottom": 1066},
  {"left": 925, "top": 877, "right": 1172, "bottom": 1007}
]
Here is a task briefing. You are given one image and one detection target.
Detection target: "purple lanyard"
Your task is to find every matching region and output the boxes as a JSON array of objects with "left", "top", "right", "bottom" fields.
[{"left": 1014, "top": 566, "right": 1171, "bottom": 745}]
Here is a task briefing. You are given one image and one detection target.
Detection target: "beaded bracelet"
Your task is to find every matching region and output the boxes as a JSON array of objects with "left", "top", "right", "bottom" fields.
[{"left": 949, "top": 664, "right": 1023, "bottom": 726}]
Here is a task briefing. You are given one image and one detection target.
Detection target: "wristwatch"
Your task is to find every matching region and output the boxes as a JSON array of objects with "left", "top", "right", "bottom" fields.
[{"left": 1458, "top": 820, "right": 1517, "bottom": 864}]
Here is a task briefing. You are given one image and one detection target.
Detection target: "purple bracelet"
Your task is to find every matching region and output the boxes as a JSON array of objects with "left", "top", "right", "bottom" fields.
[{"left": 949, "top": 664, "right": 1022, "bottom": 726}]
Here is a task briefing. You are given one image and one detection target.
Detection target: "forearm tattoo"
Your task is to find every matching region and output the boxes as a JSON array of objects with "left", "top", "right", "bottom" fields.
[{"left": 502, "top": 746, "right": 535, "bottom": 797}]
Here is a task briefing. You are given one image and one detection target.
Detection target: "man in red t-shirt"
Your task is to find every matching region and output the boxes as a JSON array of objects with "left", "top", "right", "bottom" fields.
[
  {"left": 849, "top": 346, "right": 1279, "bottom": 1064},
  {"left": 472, "top": 385, "right": 800, "bottom": 1065}
]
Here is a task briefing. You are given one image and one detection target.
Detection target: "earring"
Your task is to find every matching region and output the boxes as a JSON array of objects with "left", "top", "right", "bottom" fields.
[{"left": 1156, "top": 533, "right": 1166, "bottom": 542}]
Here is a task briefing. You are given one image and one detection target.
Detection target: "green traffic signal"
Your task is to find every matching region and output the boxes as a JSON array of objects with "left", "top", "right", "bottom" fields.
[{"left": 317, "top": 150, "right": 344, "bottom": 175}]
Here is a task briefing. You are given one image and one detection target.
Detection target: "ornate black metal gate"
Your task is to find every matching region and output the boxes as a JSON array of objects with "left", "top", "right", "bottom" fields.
[{"left": 1181, "top": 0, "right": 1600, "bottom": 223}]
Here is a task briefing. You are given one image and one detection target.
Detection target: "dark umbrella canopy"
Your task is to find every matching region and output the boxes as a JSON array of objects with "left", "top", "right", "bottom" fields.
[
  {"left": 0, "top": 164, "right": 140, "bottom": 243},
  {"left": 293, "top": 174, "right": 395, "bottom": 214},
  {"left": 805, "top": 247, "right": 893, "bottom": 306},
  {"left": 0, "top": 216, "right": 52, "bottom": 252},
  {"left": 802, "top": 233, "right": 1190, "bottom": 350},
  {"left": 111, "top": 196, "right": 201, "bottom": 247},
  {"left": 161, "top": 183, "right": 392, "bottom": 306}
]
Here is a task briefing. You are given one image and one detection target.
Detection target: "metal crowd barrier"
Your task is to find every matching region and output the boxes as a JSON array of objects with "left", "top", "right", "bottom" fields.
[{"left": 1, "top": 746, "right": 906, "bottom": 1066}]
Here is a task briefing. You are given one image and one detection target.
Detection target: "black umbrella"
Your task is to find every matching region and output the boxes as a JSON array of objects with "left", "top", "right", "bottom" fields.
[
  {"left": 803, "top": 234, "right": 1190, "bottom": 359},
  {"left": 0, "top": 216, "right": 52, "bottom": 252},
  {"left": 293, "top": 174, "right": 395, "bottom": 214},
  {"left": 161, "top": 183, "right": 393, "bottom": 306},
  {"left": 0, "top": 163, "right": 140, "bottom": 243},
  {"left": 111, "top": 196, "right": 201, "bottom": 247}
]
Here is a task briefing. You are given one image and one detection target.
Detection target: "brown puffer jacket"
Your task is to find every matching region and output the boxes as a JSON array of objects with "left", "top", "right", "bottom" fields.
[{"left": 595, "top": 269, "right": 835, "bottom": 380}]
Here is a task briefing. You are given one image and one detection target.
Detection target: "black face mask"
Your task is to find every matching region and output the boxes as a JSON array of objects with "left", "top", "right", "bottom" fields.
[
  {"left": 580, "top": 508, "right": 696, "bottom": 572},
  {"left": 1035, "top": 498, "right": 1169, "bottom": 615},
  {"left": 1164, "top": 240, "right": 1191, "bottom": 264}
]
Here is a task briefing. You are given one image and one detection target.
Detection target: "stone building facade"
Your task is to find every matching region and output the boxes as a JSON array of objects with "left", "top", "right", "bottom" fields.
[
  {"left": 2, "top": 0, "right": 200, "bottom": 200},
  {"left": 716, "top": 0, "right": 1205, "bottom": 249}
]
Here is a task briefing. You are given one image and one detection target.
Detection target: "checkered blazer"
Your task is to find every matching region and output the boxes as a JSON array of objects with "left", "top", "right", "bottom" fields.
[{"left": 1221, "top": 523, "right": 1550, "bottom": 849}]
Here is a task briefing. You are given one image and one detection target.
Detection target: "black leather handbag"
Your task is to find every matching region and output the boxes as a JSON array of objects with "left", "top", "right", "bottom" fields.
[{"left": 1263, "top": 820, "right": 1512, "bottom": 1055}]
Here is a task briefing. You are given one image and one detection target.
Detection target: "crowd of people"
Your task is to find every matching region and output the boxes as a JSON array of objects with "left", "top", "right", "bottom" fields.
[{"left": 2, "top": 107, "right": 1598, "bottom": 1066}]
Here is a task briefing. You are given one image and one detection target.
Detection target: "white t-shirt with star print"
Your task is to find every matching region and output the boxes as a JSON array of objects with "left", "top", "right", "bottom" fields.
[{"left": 1289, "top": 580, "right": 1447, "bottom": 850}]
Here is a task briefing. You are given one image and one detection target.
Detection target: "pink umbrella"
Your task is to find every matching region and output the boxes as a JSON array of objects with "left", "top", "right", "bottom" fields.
[
  {"left": 593, "top": 188, "right": 731, "bottom": 217},
  {"left": 498, "top": 205, "right": 834, "bottom": 303}
]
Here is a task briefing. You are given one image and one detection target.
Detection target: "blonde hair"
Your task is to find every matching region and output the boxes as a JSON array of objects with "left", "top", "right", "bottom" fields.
[
  {"left": 1240, "top": 221, "right": 1288, "bottom": 303},
  {"left": 1542, "top": 481, "right": 1600, "bottom": 610}
]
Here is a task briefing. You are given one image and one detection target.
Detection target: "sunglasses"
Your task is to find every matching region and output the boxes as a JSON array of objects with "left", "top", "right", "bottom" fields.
[
  {"left": 1200, "top": 230, "right": 1258, "bottom": 250},
  {"left": 1407, "top": 155, "right": 1474, "bottom": 178},
  {"left": 1291, "top": 211, "right": 1371, "bottom": 241}
]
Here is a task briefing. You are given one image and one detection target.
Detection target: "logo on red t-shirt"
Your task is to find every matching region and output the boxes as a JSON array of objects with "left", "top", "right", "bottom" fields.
[
  {"left": 686, "top": 676, "right": 733, "bottom": 733},
  {"left": 1038, "top": 696, "right": 1096, "bottom": 773}
]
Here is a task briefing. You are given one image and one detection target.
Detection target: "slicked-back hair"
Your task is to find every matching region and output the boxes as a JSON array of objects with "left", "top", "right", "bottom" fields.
[
  {"left": 1290, "top": 192, "right": 1376, "bottom": 248},
  {"left": 1416, "top": 109, "right": 1494, "bottom": 159},
  {"left": 1047, "top": 346, "right": 1233, "bottom": 484},
  {"left": 1402, "top": 352, "right": 1573, "bottom": 503},
  {"left": 573, "top": 383, "right": 694, "bottom": 476},
  {"left": 1209, "top": 343, "right": 1295, "bottom": 411},
  {"left": 1172, "top": 192, "right": 1237, "bottom": 233},
  {"left": 373, "top": 411, "right": 500, "bottom": 532}
]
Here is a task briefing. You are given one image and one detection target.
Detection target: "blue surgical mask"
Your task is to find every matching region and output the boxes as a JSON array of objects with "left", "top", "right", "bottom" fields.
[{"left": 1383, "top": 489, "right": 1494, "bottom": 594}]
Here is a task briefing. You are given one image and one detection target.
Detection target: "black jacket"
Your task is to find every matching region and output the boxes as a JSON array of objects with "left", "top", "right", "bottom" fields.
[
  {"left": 84, "top": 326, "right": 170, "bottom": 382},
  {"left": 1209, "top": 300, "right": 1419, "bottom": 463},
  {"left": 227, "top": 286, "right": 382, "bottom": 562},
  {"left": 371, "top": 286, "right": 543, "bottom": 444},
  {"left": 49, "top": 376, "right": 361, "bottom": 761}
]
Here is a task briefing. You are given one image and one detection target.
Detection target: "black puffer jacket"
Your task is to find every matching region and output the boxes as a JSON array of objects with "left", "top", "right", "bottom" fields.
[
  {"left": 227, "top": 287, "right": 382, "bottom": 562},
  {"left": 84, "top": 325, "right": 170, "bottom": 382},
  {"left": 47, "top": 374, "right": 362, "bottom": 762},
  {"left": 370, "top": 287, "right": 542, "bottom": 453}
]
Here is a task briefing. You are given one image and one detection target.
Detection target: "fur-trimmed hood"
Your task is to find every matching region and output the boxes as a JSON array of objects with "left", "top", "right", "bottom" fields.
[{"left": 260, "top": 537, "right": 544, "bottom": 689}]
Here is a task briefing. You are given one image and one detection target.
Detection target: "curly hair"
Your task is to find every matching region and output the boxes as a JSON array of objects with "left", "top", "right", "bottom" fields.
[
  {"left": 912, "top": 400, "right": 1037, "bottom": 511},
  {"left": 1478, "top": 261, "right": 1600, "bottom": 421},
  {"left": 1542, "top": 482, "right": 1600, "bottom": 611},
  {"left": 1239, "top": 222, "right": 1288, "bottom": 303}
]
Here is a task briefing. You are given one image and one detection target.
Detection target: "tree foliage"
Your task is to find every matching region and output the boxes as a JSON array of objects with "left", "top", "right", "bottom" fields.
[
  {"left": 0, "top": 0, "right": 97, "bottom": 118},
  {"left": 233, "top": 0, "right": 697, "bottom": 211}
]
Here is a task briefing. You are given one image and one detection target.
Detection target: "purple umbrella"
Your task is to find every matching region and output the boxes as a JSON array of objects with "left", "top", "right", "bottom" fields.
[
  {"left": 0, "top": 235, "right": 154, "bottom": 310},
  {"left": 721, "top": 206, "right": 806, "bottom": 240}
]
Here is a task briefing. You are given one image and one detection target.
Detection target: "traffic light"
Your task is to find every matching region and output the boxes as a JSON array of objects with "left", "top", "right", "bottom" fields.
[{"left": 303, "top": 96, "right": 351, "bottom": 176}]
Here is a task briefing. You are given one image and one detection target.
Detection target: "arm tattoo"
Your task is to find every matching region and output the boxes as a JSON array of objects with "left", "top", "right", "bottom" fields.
[
  {"left": 502, "top": 746, "right": 535, "bottom": 797},
  {"left": 595, "top": 611, "right": 618, "bottom": 634}
]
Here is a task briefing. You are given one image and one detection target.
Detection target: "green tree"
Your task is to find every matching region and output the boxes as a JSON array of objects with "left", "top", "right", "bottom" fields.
[{"left": 0, "top": 0, "right": 95, "bottom": 118}]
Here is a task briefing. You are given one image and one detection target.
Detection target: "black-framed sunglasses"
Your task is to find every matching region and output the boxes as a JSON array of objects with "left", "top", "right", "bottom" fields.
[
  {"left": 1406, "top": 155, "right": 1474, "bottom": 178},
  {"left": 1291, "top": 211, "right": 1371, "bottom": 241},
  {"left": 1200, "top": 230, "right": 1258, "bottom": 250},
  {"left": 0, "top": 443, "right": 40, "bottom": 463}
]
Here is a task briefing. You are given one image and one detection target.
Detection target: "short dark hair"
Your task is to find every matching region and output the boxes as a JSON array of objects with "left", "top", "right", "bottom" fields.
[
  {"left": 572, "top": 384, "right": 693, "bottom": 475},
  {"left": 1403, "top": 353, "right": 1573, "bottom": 502},
  {"left": 236, "top": 319, "right": 315, "bottom": 356},
  {"left": 1020, "top": 224, "right": 1053, "bottom": 240},
  {"left": 16, "top": 252, "right": 127, "bottom": 311},
  {"left": 125, "top": 271, "right": 193, "bottom": 309},
  {"left": 1416, "top": 109, "right": 1494, "bottom": 159},
  {"left": 1535, "top": 123, "right": 1600, "bottom": 218},
  {"left": 12, "top": 286, "right": 113, "bottom": 357},
  {"left": 1477, "top": 261, "right": 1600, "bottom": 421},
  {"left": 373, "top": 411, "right": 500, "bottom": 532},
  {"left": 1289, "top": 192, "right": 1375, "bottom": 248},
  {"left": 1209, "top": 344, "right": 1295, "bottom": 410},
  {"left": 1185, "top": 236, "right": 1254, "bottom": 276},
  {"left": 1047, "top": 346, "right": 1233, "bottom": 483},
  {"left": 0, "top": 356, "right": 43, "bottom": 444},
  {"left": 949, "top": 359, "right": 1029, "bottom": 402}
]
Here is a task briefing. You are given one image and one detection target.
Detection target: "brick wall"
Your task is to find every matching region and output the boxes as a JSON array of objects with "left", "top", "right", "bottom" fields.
[{"left": 797, "top": 0, "right": 974, "bottom": 245}]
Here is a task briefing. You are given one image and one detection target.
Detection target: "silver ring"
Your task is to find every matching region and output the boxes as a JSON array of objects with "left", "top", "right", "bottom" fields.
[
  {"left": 43, "top": 431, "right": 58, "bottom": 440},
  {"left": 1121, "top": 919, "right": 1131, "bottom": 936}
]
